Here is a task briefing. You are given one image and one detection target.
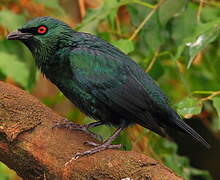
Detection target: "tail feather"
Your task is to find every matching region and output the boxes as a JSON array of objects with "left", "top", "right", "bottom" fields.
[{"left": 170, "top": 111, "right": 210, "bottom": 149}]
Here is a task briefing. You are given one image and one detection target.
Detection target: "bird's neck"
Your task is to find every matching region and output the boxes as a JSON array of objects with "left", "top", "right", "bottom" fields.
[
  {"left": 23, "top": 39, "right": 59, "bottom": 73},
  {"left": 31, "top": 45, "right": 54, "bottom": 71}
]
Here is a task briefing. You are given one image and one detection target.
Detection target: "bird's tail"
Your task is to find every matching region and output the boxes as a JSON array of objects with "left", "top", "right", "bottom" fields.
[{"left": 167, "top": 108, "right": 210, "bottom": 149}]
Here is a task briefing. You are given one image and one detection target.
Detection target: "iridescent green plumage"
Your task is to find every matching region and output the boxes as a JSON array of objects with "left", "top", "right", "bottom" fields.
[{"left": 7, "top": 17, "right": 210, "bottom": 158}]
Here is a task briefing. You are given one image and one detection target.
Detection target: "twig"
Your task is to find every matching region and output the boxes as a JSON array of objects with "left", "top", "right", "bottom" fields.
[
  {"left": 197, "top": 0, "right": 204, "bottom": 23},
  {"left": 78, "top": 0, "right": 86, "bottom": 18},
  {"left": 145, "top": 48, "right": 160, "bottom": 72},
  {"left": 193, "top": 0, "right": 220, "bottom": 7},
  {"left": 129, "top": 0, "right": 165, "bottom": 41},
  {"left": 120, "top": 0, "right": 155, "bottom": 9},
  {"left": 200, "top": 91, "right": 220, "bottom": 102},
  {"left": 116, "top": 14, "right": 121, "bottom": 35}
]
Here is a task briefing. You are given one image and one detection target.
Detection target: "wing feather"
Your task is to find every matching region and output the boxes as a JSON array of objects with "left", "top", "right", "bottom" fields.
[{"left": 68, "top": 48, "right": 166, "bottom": 135}]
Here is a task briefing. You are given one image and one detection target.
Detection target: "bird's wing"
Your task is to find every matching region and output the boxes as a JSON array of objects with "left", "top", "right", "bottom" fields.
[{"left": 68, "top": 47, "right": 166, "bottom": 136}]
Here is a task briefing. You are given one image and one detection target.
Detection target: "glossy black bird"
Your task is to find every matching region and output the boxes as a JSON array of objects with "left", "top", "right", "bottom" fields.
[{"left": 7, "top": 16, "right": 210, "bottom": 161}]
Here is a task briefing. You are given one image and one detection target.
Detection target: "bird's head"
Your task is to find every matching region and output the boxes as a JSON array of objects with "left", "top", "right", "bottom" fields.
[{"left": 7, "top": 16, "right": 74, "bottom": 65}]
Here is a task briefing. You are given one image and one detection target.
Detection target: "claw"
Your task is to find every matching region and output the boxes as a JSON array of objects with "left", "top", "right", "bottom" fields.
[
  {"left": 73, "top": 153, "right": 82, "bottom": 160},
  {"left": 65, "top": 142, "right": 122, "bottom": 165},
  {"left": 52, "top": 120, "right": 103, "bottom": 142},
  {"left": 64, "top": 153, "right": 82, "bottom": 167},
  {"left": 64, "top": 126, "right": 125, "bottom": 166},
  {"left": 83, "top": 141, "right": 100, "bottom": 147}
]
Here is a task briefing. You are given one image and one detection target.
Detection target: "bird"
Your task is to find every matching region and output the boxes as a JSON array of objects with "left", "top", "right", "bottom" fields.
[{"left": 7, "top": 16, "right": 210, "bottom": 161}]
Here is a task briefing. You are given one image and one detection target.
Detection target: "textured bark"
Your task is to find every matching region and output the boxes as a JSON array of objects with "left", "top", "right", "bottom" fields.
[{"left": 0, "top": 81, "right": 182, "bottom": 180}]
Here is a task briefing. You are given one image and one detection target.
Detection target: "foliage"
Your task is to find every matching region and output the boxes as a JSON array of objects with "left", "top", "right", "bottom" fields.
[
  {"left": 1, "top": 0, "right": 220, "bottom": 179},
  {"left": 0, "top": 163, "right": 18, "bottom": 180},
  {"left": 148, "top": 133, "right": 212, "bottom": 180}
]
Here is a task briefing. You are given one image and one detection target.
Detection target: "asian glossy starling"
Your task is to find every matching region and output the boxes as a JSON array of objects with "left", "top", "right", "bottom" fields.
[{"left": 7, "top": 17, "right": 210, "bottom": 162}]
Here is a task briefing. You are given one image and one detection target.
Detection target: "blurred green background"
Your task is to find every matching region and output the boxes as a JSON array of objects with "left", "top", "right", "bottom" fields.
[{"left": 0, "top": 0, "right": 220, "bottom": 179}]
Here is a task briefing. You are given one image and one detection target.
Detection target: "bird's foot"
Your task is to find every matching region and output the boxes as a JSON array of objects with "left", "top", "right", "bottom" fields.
[
  {"left": 52, "top": 119, "right": 103, "bottom": 141},
  {"left": 65, "top": 141, "right": 122, "bottom": 166}
]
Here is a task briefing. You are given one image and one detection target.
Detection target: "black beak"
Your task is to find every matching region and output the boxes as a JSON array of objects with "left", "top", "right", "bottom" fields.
[{"left": 7, "top": 30, "right": 33, "bottom": 40}]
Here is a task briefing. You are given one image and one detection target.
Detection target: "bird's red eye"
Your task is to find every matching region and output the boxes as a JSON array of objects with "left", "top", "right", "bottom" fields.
[{"left": 37, "top": 25, "right": 48, "bottom": 34}]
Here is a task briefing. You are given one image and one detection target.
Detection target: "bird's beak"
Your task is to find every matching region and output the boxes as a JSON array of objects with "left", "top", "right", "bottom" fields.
[{"left": 7, "top": 30, "right": 33, "bottom": 40}]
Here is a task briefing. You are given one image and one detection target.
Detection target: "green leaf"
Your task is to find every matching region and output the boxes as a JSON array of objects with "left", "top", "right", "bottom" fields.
[
  {"left": 120, "top": 0, "right": 154, "bottom": 9},
  {"left": 0, "top": 41, "right": 37, "bottom": 90},
  {"left": 159, "top": 0, "right": 187, "bottom": 26},
  {"left": 107, "top": 8, "right": 118, "bottom": 30},
  {"left": 176, "top": 97, "right": 202, "bottom": 117},
  {"left": 0, "top": 52, "right": 29, "bottom": 88},
  {"left": 201, "top": 6, "right": 220, "bottom": 22},
  {"left": 212, "top": 97, "right": 220, "bottom": 131},
  {"left": 0, "top": 163, "right": 13, "bottom": 180},
  {"left": 141, "top": 14, "right": 165, "bottom": 51},
  {"left": 186, "top": 25, "right": 220, "bottom": 69},
  {"left": 148, "top": 133, "right": 212, "bottom": 180},
  {"left": 189, "top": 168, "right": 213, "bottom": 180},
  {"left": 148, "top": 58, "right": 164, "bottom": 80},
  {"left": 171, "top": 2, "right": 197, "bottom": 45},
  {"left": 0, "top": 10, "right": 25, "bottom": 31},
  {"left": 0, "top": 69, "right": 6, "bottom": 80},
  {"left": 76, "top": 0, "right": 120, "bottom": 32},
  {"left": 111, "top": 39, "right": 134, "bottom": 54}
]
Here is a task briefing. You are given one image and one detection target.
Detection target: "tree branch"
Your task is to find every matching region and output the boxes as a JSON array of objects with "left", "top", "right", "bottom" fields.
[{"left": 0, "top": 81, "right": 182, "bottom": 180}]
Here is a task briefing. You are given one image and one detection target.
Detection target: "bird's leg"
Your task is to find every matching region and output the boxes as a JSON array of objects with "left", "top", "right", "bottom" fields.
[
  {"left": 83, "top": 127, "right": 123, "bottom": 148},
  {"left": 65, "top": 126, "right": 124, "bottom": 166},
  {"left": 53, "top": 119, "right": 104, "bottom": 141}
]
